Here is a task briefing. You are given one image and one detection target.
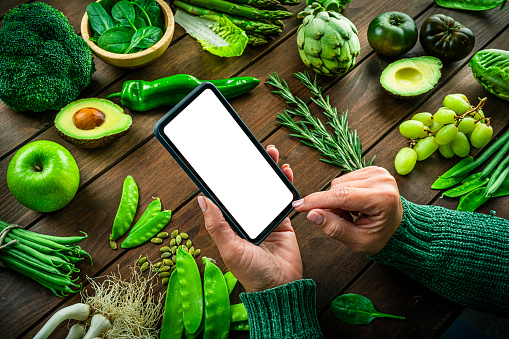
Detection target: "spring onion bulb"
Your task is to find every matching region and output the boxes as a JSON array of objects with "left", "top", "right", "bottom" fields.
[
  {"left": 34, "top": 303, "right": 90, "bottom": 339},
  {"left": 65, "top": 323, "right": 86, "bottom": 339},
  {"left": 83, "top": 314, "right": 112, "bottom": 339}
]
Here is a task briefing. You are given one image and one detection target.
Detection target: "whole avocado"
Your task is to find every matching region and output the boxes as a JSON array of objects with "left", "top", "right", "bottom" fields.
[{"left": 0, "top": 3, "right": 95, "bottom": 112}]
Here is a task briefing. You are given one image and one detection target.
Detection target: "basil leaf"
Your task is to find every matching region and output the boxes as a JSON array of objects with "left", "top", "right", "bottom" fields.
[
  {"left": 112, "top": 0, "right": 136, "bottom": 29},
  {"left": 87, "top": 2, "right": 115, "bottom": 35},
  {"left": 98, "top": 26, "right": 135, "bottom": 54},
  {"left": 98, "top": 0, "right": 116, "bottom": 15},
  {"left": 331, "top": 294, "right": 405, "bottom": 325},
  {"left": 125, "top": 26, "right": 162, "bottom": 53}
]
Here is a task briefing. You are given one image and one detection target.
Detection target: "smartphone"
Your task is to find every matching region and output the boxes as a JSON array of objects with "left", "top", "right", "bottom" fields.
[{"left": 153, "top": 82, "right": 299, "bottom": 244}]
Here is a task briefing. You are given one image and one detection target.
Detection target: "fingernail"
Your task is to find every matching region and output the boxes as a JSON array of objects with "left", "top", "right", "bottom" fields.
[
  {"left": 198, "top": 196, "right": 207, "bottom": 212},
  {"left": 267, "top": 145, "right": 275, "bottom": 148},
  {"left": 292, "top": 199, "right": 303, "bottom": 208},
  {"left": 282, "top": 164, "right": 290, "bottom": 169},
  {"left": 307, "top": 211, "right": 324, "bottom": 225}
]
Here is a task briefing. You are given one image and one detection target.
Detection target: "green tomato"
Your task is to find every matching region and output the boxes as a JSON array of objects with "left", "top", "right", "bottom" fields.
[
  {"left": 7, "top": 140, "right": 80, "bottom": 212},
  {"left": 367, "top": 11, "right": 418, "bottom": 57}
]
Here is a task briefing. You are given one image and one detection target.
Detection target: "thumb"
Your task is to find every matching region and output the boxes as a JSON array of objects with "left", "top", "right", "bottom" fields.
[
  {"left": 307, "top": 209, "right": 361, "bottom": 250},
  {"left": 198, "top": 196, "right": 245, "bottom": 259}
]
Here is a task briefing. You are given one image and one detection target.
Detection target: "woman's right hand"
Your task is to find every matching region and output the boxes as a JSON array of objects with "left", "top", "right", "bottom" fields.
[{"left": 292, "top": 166, "right": 403, "bottom": 256}]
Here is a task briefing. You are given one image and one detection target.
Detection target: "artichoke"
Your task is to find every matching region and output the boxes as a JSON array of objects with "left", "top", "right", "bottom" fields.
[
  {"left": 469, "top": 49, "right": 509, "bottom": 102},
  {"left": 297, "top": 3, "right": 360, "bottom": 77}
]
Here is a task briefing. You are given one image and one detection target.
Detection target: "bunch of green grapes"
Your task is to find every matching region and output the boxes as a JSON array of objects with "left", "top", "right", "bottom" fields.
[{"left": 395, "top": 94, "right": 493, "bottom": 175}]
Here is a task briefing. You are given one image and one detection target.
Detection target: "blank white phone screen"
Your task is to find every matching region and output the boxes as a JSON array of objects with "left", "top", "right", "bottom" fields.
[{"left": 163, "top": 89, "right": 294, "bottom": 240}]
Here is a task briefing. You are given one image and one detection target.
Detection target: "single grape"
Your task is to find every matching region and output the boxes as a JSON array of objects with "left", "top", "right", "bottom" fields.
[
  {"left": 434, "top": 109, "right": 457, "bottom": 125},
  {"left": 453, "top": 93, "right": 469, "bottom": 103},
  {"left": 470, "top": 123, "right": 493, "bottom": 148},
  {"left": 411, "top": 112, "right": 433, "bottom": 126},
  {"left": 394, "top": 147, "right": 418, "bottom": 175},
  {"left": 443, "top": 94, "right": 470, "bottom": 115},
  {"left": 473, "top": 109, "right": 486, "bottom": 123},
  {"left": 451, "top": 132, "right": 470, "bottom": 157},
  {"left": 435, "top": 124, "right": 458, "bottom": 145},
  {"left": 430, "top": 120, "right": 443, "bottom": 133},
  {"left": 439, "top": 143, "right": 455, "bottom": 158},
  {"left": 414, "top": 136, "right": 439, "bottom": 161},
  {"left": 399, "top": 120, "right": 425, "bottom": 139},
  {"left": 457, "top": 117, "right": 476, "bottom": 134},
  {"left": 419, "top": 129, "right": 429, "bottom": 139}
]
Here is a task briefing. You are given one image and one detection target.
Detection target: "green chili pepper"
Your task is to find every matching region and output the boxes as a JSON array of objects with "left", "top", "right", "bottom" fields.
[
  {"left": 443, "top": 174, "right": 489, "bottom": 198},
  {"left": 130, "top": 197, "right": 162, "bottom": 234},
  {"left": 160, "top": 269, "right": 184, "bottom": 339},
  {"left": 177, "top": 247, "right": 203, "bottom": 335},
  {"left": 457, "top": 187, "right": 490, "bottom": 212},
  {"left": 230, "top": 303, "right": 247, "bottom": 323},
  {"left": 121, "top": 210, "right": 172, "bottom": 248},
  {"left": 110, "top": 175, "right": 139, "bottom": 241},
  {"left": 105, "top": 74, "right": 260, "bottom": 111},
  {"left": 435, "top": 0, "right": 507, "bottom": 11},
  {"left": 202, "top": 258, "right": 230, "bottom": 339},
  {"left": 431, "top": 157, "right": 473, "bottom": 189},
  {"left": 224, "top": 271, "right": 238, "bottom": 295},
  {"left": 493, "top": 179, "right": 509, "bottom": 197},
  {"left": 231, "top": 321, "right": 250, "bottom": 331}
]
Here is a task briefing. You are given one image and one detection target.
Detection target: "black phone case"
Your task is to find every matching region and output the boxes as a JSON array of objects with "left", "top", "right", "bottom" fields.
[{"left": 153, "top": 82, "right": 299, "bottom": 245}]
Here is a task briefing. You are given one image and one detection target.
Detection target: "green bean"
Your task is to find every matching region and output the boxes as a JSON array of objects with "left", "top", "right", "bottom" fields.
[
  {"left": 203, "top": 257, "right": 230, "bottom": 339},
  {"left": 432, "top": 157, "right": 473, "bottom": 189},
  {"left": 441, "top": 130, "right": 509, "bottom": 179},
  {"left": 485, "top": 155, "right": 509, "bottom": 196},
  {"left": 4, "top": 233, "right": 58, "bottom": 255},
  {"left": 176, "top": 247, "right": 203, "bottom": 335},
  {"left": 230, "top": 303, "right": 247, "bottom": 323},
  {"left": 231, "top": 321, "right": 250, "bottom": 331},
  {"left": 443, "top": 175, "right": 489, "bottom": 198},
  {"left": 0, "top": 251, "right": 64, "bottom": 276},
  {"left": 110, "top": 175, "right": 139, "bottom": 241},
  {"left": 224, "top": 271, "right": 238, "bottom": 295},
  {"left": 9, "top": 228, "right": 68, "bottom": 251},
  {"left": 457, "top": 187, "right": 490, "bottom": 212},
  {"left": 121, "top": 210, "right": 172, "bottom": 248},
  {"left": 5, "top": 238, "right": 58, "bottom": 267},
  {"left": 480, "top": 137, "right": 509, "bottom": 179},
  {"left": 130, "top": 197, "right": 162, "bottom": 234},
  {"left": 32, "top": 231, "right": 88, "bottom": 245}
]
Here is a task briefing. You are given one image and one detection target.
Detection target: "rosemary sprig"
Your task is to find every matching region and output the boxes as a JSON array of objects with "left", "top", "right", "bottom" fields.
[{"left": 266, "top": 71, "right": 374, "bottom": 172}]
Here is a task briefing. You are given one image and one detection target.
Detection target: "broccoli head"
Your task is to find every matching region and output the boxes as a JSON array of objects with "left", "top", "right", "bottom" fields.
[{"left": 0, "top": 3, "right": 95, "bottom": 112}]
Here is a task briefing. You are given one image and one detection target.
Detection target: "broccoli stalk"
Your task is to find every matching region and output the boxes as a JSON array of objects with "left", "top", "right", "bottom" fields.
[{"left": 0, "top": 3, "right": 95, "bottom": 112}]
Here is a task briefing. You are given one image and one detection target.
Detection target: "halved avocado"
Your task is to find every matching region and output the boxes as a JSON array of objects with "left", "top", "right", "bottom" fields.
[
  {"left": 380, "top": 56, "right": 442, "bottom": 98},
  {"left": 55, "top": 98, "right": 132, "bottom": 148}
]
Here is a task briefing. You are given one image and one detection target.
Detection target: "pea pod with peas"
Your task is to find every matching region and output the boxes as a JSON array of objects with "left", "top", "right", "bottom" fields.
[
  {"left": 109, "top": 175, "right": 139, "bottom": 247},
  {"left": 203, "top": 257, "right": 230, "bottom": 339}
]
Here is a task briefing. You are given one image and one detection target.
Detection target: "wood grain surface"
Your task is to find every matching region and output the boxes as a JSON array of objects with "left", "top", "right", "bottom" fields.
[{"left": 1, "top": 0, "right": 508, "bottom": 338}]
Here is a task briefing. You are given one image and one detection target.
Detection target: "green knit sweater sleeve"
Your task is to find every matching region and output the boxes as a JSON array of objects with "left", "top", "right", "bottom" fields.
[
  {"left": 239, "top": 279, "right": 324, "bottom": 339},
  {"left": 371, "top": 197, "right": 509, "bottom": 316}
]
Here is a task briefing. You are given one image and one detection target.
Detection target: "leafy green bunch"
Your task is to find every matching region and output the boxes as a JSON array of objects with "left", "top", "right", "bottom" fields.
[{"left": 0, "top": 3, "right": 95, "bottom": 112}]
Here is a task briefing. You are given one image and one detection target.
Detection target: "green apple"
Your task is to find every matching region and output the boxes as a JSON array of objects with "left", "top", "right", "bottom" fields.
[{"left": 7, "top": 140, "right": 80, "bottom": 212}]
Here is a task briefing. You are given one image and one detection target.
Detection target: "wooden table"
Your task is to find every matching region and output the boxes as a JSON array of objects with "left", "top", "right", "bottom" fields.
[{"left": 1, "top": 0, "right": 508, "bottom": 337}]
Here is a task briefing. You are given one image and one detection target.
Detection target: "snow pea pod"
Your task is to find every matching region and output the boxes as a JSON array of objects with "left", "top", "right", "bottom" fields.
[
  {"left": 443, "top": 173, "right": 489, "bottom": 198},
  {"left": 432, "top": 157, "right": 473, "bottom": 189},
  {"left": 121, "top": 210, "right": 172, "bottom": 248},
  {"left": 110, "top": 175, "right": 139, "bottom": 241},
  {"left": 203, "top": 257, "right": 230, "bottom": 339},
  {"left": 231, "top": 321, "right": 249, "bottom": 331},
  {"left": 230, "top": 303, "right": 247, "bottom": 323},
  {"left": 224, "top": 271, "right": 237, "bottom": 295},
  {"left": 177, "top": 247, "right": 203, "bottom": 335},
  {"left": 129, "top": 197, "right": 161, "bottom": 234},
  {"left": 435, "top": 0, "right": 507, "bottom": 11},
  {"left": 457, "top": 187, "right": 490, "bottom": 212},
  {"left": 160, "top": 269, "right": 184, "bottom": 339}
]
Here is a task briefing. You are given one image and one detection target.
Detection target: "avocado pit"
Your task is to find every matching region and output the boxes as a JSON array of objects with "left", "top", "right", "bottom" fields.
[{"left": 73, "top": 108, "right": 106, "bottom": 130}]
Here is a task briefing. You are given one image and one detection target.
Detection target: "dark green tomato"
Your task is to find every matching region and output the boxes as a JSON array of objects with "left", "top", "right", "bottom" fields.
[
  {"left": 367, "top": 11, "right": 418, "bottom": 57},
  {"left": 420, "top": 14, "right": 475, "bottom": 63}
]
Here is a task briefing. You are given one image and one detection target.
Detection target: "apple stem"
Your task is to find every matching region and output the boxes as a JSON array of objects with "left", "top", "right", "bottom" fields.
[{"left": 34, "top": 165, "right": 42, "bottom": 172}]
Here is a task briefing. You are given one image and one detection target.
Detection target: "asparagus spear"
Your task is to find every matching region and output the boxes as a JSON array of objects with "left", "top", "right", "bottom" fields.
[
  {"left": 229, "top": 0, "right": 282, "bottom": 9},
  {"left": 279, "top": 0, "right": 301, "bottom": 5},
  {"left": 247, "top": 33, "right": 268, "bottom": 45},
  {"left": 174, "top": 1, "right": 283, "bottom": 33},
  {"left": 179, "top": 0, "right": 293, "bottom": 21}
]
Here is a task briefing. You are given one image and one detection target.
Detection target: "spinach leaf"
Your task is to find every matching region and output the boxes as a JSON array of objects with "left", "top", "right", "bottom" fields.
[
  {"left": 87, "top": 2, "right": 115, "bottom": 35},
  {"left": 98, "top": 0, "right": 116, "bottom": 15},
  {"left": 134, "top": 15, "right": 149, "bottom": 29},
  {"left": 133, "top": 0, "right": 163, "bottom": 28},
  {"left": 331, "top": 294, "right": 405, "bottom": 325},
  {"left": 112, "top": 0, "right": 137, "bottom": 30},
  {"left": 125, "top": 26, "right": 162, "bottom": 53},
  {"left": 98, "top": 26, "right": 135, "bottom": 54}
]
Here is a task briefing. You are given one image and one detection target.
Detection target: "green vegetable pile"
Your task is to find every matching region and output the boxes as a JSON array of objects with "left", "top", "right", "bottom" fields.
[
  {"left": 470, "top": 49, "right": 509, "bottom": 102},
  {"left": 0, "top": 220, "right": 92, "bottom": 297},
  {"left": 87, "top": 0, "right": 164, "bottom": 54},
  {"left": 0, "top": 3, "right": 95, "bottom": 112}
]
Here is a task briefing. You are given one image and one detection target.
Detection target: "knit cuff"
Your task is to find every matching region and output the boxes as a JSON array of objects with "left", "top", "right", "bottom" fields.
[{"left": 239, "top": 279, "right": 324, "bottom": 339}]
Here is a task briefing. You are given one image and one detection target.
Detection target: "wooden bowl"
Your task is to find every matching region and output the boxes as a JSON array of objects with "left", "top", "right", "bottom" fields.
[{"left": 81, "top": 0, "right": 174, "bottom": 69}]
